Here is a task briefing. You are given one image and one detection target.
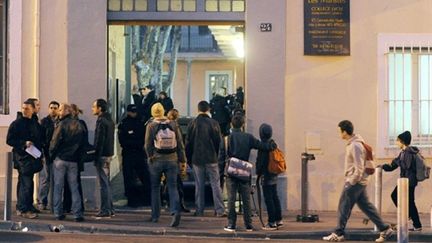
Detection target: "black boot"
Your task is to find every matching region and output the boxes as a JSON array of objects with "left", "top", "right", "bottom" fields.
[{"left": 170, "top": 213, "right": 181, "bottom": 227}]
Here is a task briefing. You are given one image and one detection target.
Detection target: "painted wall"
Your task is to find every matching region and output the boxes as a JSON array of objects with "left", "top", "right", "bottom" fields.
[{"left": 285, "top": 0, "right": 432, "bottom": 213}]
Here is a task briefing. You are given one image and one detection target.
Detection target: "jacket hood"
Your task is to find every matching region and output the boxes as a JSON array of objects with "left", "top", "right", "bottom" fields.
[
  {"left": 347, "top": 134, "right": 365, "bottom": 145},
  {"left": 405, "top": 146, "right": 420, "bottom": 154},
  {"left": 259, "top": 123, "right": 273, "bottom": 141}
]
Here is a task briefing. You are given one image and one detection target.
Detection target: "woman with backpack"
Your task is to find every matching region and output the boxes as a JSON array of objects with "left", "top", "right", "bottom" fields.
[
  {"left": 256, "top": 123, "right": 283, "bottom": 231},
  {"left": 144, "top": 103, "right": 187, "bottom": 227},
  {"left": 380, "top": 131, "right": 422, "bottom": 231}
]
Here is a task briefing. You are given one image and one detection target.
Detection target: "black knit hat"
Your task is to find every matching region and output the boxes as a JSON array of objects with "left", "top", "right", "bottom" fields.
[{"left": 397, "top": 131, "right": 411, "bottom": 145}]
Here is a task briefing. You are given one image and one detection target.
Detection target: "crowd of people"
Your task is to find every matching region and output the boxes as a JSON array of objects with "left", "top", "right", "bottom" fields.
[{"left": 6, "top": 86, "right": 425, "bottom": 242}]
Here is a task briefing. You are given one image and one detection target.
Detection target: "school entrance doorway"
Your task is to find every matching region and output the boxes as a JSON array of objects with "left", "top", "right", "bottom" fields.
[{"left": 107, "top": 0, "right": 245, "bottom": 207}]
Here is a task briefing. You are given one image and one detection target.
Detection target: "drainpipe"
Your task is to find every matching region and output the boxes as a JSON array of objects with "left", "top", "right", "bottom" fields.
[{"left": 33, "top": 0, "right": 40, "bottom": 204}]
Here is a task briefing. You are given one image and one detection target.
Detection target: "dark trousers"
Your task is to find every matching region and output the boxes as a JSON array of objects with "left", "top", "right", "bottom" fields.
[
  {"left": 335, "top": 183, "right": 389, "bottom": 236},
  {"left": 162, "top": 174, "right": 186, "bottom": 208},
  {"left": 263, "top": 184, "right": 282, "bottom": 223},
  {"left": 226, "top": 177, "right": 252, "bottom": 227},
  {"left": 122, "top": 150, "right": 151, "bottom": 206},
  {"left": 17, "top": 172, "right": 34, "bottom": 212},
  {"left": 390, "top": 185, "right": 422, "bottom": 228},
  {"left": 63, "top": 171, "right": 84, "bottom": 212}
]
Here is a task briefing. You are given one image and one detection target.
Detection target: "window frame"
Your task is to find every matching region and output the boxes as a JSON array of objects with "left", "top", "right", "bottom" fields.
[{"left": 377, "top": 34, "right": 432, "bottom": 158}]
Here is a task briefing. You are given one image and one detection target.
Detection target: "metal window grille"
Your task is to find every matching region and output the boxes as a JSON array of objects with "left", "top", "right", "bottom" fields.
[{"left": 385, "top": 45, "right": 432, "bottom": 147}]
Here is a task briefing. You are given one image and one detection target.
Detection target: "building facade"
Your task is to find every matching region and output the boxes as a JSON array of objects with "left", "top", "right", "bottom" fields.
[{"left": 0, "top": 0, "right": 431, "bottom": 213}]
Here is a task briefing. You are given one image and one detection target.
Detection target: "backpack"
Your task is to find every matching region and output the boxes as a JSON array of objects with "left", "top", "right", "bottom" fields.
[
  {"left": 154, "top": 121, "right": 177, "bottom": 154},
  {"left": 415, "top": 153, "right": 430, "bottom": 182},
  {"left": 268, "top": 148, "right": 286, "bottom": 174},
  {"left": 361, "top": 142, "right": 376, "bottom": 175}
]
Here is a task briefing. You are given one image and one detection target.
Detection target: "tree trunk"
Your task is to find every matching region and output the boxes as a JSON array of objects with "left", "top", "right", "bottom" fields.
[
  {"left": 165, "top": 26, "right": 182, "bottom": 92},
  {"left": 151, "top": 26, "right": 172, "bottom": 94}
]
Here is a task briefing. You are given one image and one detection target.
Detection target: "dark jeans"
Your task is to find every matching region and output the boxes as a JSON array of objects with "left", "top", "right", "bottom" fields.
[
  {"left": 335, "top": 183, "right": 389, "bottom": 236},
  {"left": 263, "top": 184, "right": 282, "bottom": 223},
  {"left": 226, "top": 177, "right": 252, "bottom": 227},
  {"left": 149, "top": 160, "right": 180, "bottom": 220},
  {"left": 63, "top": 171, "right": 84, "bottom": 213},
  {"left": 122, "top": 150, "right": 151, "bottom": 205},
  {"left": 38, "top": 159, "right": 51, "bottom": 207},
  {"left": 161, "top": 174, "right": 185, "bottom": 207},
  {"left": 17, "top": 172, "right": 34, "bottom": 212},
  {"left": 391, "top": 185, "right": 422, "bottom": 228}
]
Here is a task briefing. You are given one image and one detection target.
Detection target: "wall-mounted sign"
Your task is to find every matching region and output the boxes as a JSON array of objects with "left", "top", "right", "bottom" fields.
[
  {"left": 260, "top": 23, "right": 272, "bottom": 32},
  {"left": 304, "top": 0, "right": 350, "bottom": 56}
]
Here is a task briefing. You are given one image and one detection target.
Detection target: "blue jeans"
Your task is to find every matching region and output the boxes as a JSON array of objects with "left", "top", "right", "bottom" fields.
[
  {"left": 192, "top": 163, "right": 225, "bottom": 214},
  {"left": 95, "top": 156, "right": 114, "bottom": 214},
  {"left": 335, "top": 183, "right": 389, "bottom": 236},
  {"left": 226, "top": 177, "right": 252, "bottom": 227},
  {"left": 53, "top": 158, "right": 83, "bottom": 218},
  {"left": 149, "top": 160, "right": 180, "bottom": 220},
  {"left": 38, "top": 159, "right": 51, "bottom": 207}
]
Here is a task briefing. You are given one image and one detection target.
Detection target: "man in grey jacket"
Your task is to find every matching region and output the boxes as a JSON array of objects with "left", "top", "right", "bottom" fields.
[{"left": 323, "top": 120, "right": 393, "bottom": 242}]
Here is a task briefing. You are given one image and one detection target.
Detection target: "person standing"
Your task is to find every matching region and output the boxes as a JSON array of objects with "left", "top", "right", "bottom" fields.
[
  {"left": 37, "top": 101, "right": 59, "bottom": 210},
  {"left": 381, "top": 131, "right": 423, "bottom": 231},
  {"left": 92, "top": 99, "right": 115, "bottom": 219},
  {"left": 185, "top": 101, "right": 225, "bottom": 217},
  {"left": 141, "top": 85, "right": 157, "bottom": 123},
  {"left": 323, "top": 120, "right": 394, "bottom": 242},
  {"left": 219, "top": 115, "right": 275, "bottom": 232},
  {"left": 7, "top": 100, "right": 44, "bottom": 219},
  {"left": 49, "top": 103, "right": 85, "bottom": 222},
  {"left": 118, "top": 104, "right": 151, "bottom": 207},
  {"left": 210, "top": 91, "right": 231, "bottom": 136},
  {"left": 145, "top": 103, "right": 186, "bottom": 227},
  {"left": 157, "top": 91, "right": 174, "bottom": 115},
  {"left": 256, "top": 123, "right": 283, "bottom": 231}
]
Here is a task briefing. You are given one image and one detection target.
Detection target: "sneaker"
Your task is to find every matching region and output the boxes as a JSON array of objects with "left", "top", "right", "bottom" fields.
[
  {"left": 224, "top": 225, "right": 236, "bottom": 232},
  {"left": 245, "top": 225, "right": 254, "bottom": 232},
  {"left": 74, "top": 217, "right": 85, "bottom": 222},
  {"left": 262, "top": 223, "right": 278, "bottom": 231},
  {"left": 37, "top": 204, "right": 48, "bottom": 211},
  {"left": 216, "top": 212, "right": 227, "bottom": 217},
  {"left": 323, "top": 233, "right": 345, "bottom": 242},
  {"left": 276, "top": 220, "right": 284, "bottom": 228},
  {"left": 409, "top": 227, "right": 422, "bottom": 232},
  {"left": 93, "top": 212, "right": 111, "bottom": 219},
  {"left": 375, "top": 227, "right": 394, "bottom": 243},
  {"left": 21, "top": 211, "right": 38, "bottom": 219}
]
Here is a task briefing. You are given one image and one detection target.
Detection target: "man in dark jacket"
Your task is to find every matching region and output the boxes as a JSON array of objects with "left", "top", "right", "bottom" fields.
[
  {"left": 381, "top": 131, "right": 423, "bottom": 231},
  {"left": 156, "top": 91, "right": 174, "bottom": 115},
  {"left": 219, "top": 115, "right": 275, "bottom": 232},
  {"left": 118, "top": 104, "right": 151, "bottom": 207},
  {"left": 37, "top": 100, "right": 59, "bottom": 210},
  {"left": 210, "top": 93, "right": 231, "bottom": 136},
  {"left": 92, "top": 99, "right": 115, "bottom": 219},
  {"left": 141, "top": 85, "right": 157, "bottom": 123},
  {"left": 185, "top": 101, "right": 225, "bottom": 217},
  {"left": 6, "top": 100, "right": 44, "bottom": 219},
  {"left": 256, "top": 123, "right": 282, "bottom": 230},
  {"left": 49, "top": 103, "right": 85, "bottom": 222}
]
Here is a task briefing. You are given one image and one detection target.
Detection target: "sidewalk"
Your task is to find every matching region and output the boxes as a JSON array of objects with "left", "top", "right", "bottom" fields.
[{"left": 1, "top": 207, "right": 432, "bottom": 242}]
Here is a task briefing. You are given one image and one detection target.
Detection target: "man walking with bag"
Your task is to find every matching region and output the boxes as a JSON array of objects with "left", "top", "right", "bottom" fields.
[{"left": 323, "top": 120, "right": 393, "bottom": 242}]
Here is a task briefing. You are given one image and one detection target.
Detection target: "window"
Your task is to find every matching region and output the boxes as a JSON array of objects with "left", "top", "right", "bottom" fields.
[{"left": 378, "top": 34, "right": 432, "bottom": 157}]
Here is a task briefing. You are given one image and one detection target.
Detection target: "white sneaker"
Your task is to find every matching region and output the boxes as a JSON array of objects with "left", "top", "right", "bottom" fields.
[
  {"left": 375, "top": 227, "right": 394, "bottom": 243},
  {"left": 323, "top": 233, "right": 345, "bottom": 242}
]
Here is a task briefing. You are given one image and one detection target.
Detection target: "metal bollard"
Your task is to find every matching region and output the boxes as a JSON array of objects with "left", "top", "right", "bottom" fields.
[
  {"left": 374, "top": 167, "right": 383, "bottom": 232},
  {"left": 4, "top": 152, "right": 13, "bottom": 221},
  {"left": 397, "top": 178, "right": 409, "bottom": 243}
]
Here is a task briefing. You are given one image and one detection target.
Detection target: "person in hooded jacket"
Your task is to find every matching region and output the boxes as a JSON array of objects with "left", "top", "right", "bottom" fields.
[
  {"left": 256, "top": 123, "right": 282, "bottom": 231},
  {"left": 381, "top": 131, "right": 423, "bottom": 231}
]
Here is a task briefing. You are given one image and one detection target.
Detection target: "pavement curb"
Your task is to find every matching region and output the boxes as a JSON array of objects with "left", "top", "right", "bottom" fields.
[{"left": 1, "top": 220, "right": 432, "bottom": 242}]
